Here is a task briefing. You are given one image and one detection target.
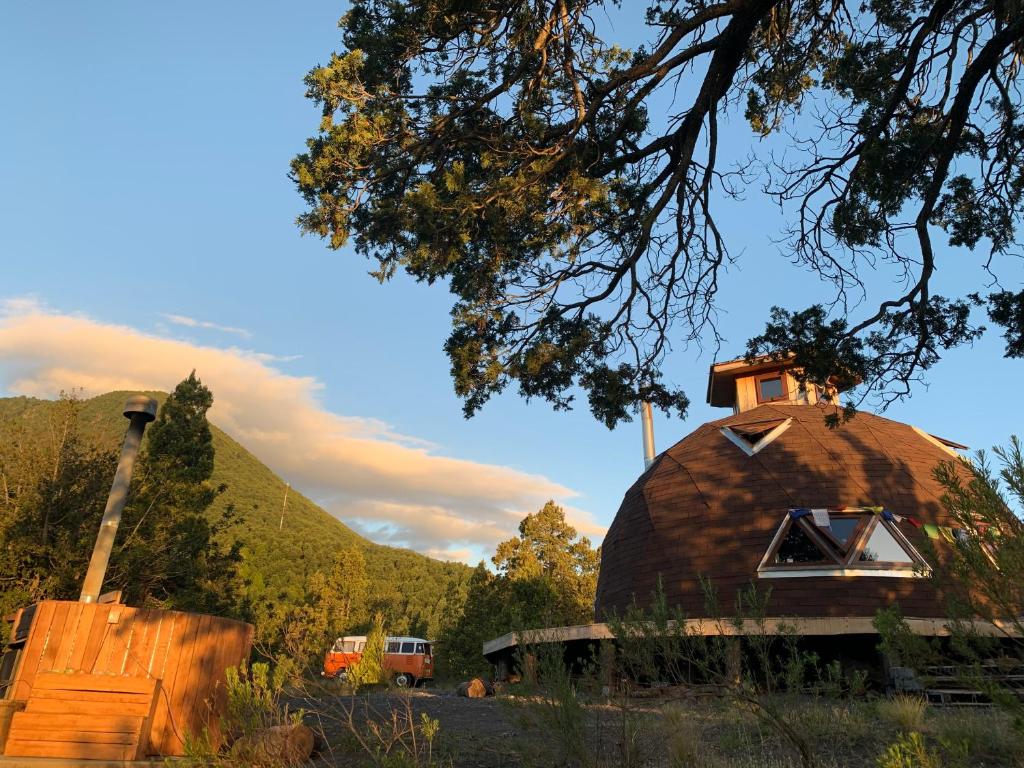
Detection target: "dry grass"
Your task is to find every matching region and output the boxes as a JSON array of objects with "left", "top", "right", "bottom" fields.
[
  {"left": 299, "top": 688, "right": 1024, "bottom": 768},
  {"left": 876, "top": 694, "right": 928, "bottom": 733},
  {"left": 662, "top": 703, "right": 707, "bottom": 768},
  {"left": 931, "top": 708, "right": 1024, "bottom": 766}
]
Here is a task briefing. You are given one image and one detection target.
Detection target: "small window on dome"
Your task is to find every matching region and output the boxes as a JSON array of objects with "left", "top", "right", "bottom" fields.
[
  {"left": 821, "top": 516, "right": 863, "bottom": 549},
  {"left": 773, "top": 524, "right": 833, "bottom": 564},
  {"left": 859, "top": 523, "right": 914, "bottom": 563}
]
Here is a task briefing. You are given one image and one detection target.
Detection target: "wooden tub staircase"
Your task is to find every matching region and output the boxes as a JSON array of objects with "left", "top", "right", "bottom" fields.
[
  {"left": 0, "top": 600, "right": 253, "bottom": 763},
  {"left": 5, "top": 674, "right": 160, "bottom": 761}
]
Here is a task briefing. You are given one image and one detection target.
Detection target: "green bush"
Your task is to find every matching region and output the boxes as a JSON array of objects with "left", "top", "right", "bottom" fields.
[
  {"left": 877, "top": 732, "right": 941, "bottom": 768},
  {"left": 349, "top": 612, "right": 387, "bottom": 689}
]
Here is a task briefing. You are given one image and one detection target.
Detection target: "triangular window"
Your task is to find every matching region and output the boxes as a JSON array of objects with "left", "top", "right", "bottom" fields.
[
  {"left": 858, "top": 523, "right": 915, "bottom": 564},
  {"left": 758, "top": 511, "right": 928, "bottom": 577},
  {"left": 721, "top": 418, "right": 792, "bottom": 456},
  {"left": 773, "top": 523, "right": 833, "bottom": 565},
  {"left": 819, "top": 516, "right": 865, "bottom": 551}
]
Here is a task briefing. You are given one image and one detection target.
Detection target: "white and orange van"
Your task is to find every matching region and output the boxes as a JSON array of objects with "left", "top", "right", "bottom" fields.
[{"left": 323, "top": 635, "right": 433, "bottom": 687}]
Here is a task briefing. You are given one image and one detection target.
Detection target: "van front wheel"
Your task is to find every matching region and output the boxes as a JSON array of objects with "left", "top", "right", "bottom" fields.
[{"left": 393, "top": 673, "right": 414, "bottom": 688}]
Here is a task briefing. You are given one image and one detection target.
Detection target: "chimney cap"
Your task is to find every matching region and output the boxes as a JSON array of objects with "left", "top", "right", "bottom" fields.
[{"left": 123, "top": 395, "right": 158, "bottom": 422}]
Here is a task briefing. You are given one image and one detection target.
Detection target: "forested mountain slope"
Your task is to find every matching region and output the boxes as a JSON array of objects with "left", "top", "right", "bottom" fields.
[{"left": 0, "top": 391, "right": 470, "bottom": 637}]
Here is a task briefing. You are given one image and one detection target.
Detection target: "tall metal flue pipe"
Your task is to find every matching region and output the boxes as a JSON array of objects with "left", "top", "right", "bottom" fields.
[
  {"left": 79, "top": 395, "right": 159, "bottom": 603},
  {"left": 641, "top": 401, "right": 656, "bottom": 469}
]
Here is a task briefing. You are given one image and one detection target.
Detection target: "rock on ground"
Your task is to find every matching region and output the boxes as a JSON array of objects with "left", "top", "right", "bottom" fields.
[
  {"left": 456, "top": 678, "right": 489, "bottom": 698},
  {"left": 230, "top": 723, "right": 315, "bottom": 765}
]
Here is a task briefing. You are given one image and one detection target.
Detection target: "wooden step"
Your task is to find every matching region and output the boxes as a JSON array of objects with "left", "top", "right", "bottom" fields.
[{"left": 4, "top": 674, "right": 161, "bottom": 761}]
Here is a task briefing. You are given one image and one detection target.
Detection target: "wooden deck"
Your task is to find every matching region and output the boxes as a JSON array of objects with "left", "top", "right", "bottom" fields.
[
  {"left": 3, "top": 601, "right": 252, "bottom": 757},
  {"left": 483, "top": 616, "right": 1021, "bottom": 657}
]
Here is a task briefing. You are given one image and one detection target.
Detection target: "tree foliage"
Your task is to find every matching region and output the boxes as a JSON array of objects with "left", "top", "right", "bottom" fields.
[
  {"left": 494, "top": 500, "right": 600, "bottom": 623},
  {"left": 931, "top": 437, "right": 1024, "bottom": 644},
  {"left": 294, "top": 0, "right": 1024, "bottom": 425},
  {"left": 264, "top": 545, "right": 371, "bottom": 675},
  {"left": 348, "top": 611, "right": 388, "bottom": 689},
  {"left": 439, "top": 500, "right": 599, "bottom": 676},
  {"left": 0, "top": 395, "right": 117, "bottom": 615},
  {"left": 108, "top": 372, "right": 241, "bottom": 613},
  {"left": 0, "top": 377, "right": 241, "bottom": 616}
]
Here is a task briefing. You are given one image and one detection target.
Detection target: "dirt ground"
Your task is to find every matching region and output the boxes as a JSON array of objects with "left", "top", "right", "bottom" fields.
[
  {"left": 293, "top": 686, "right": 1023, "bottom": 768},
  {"left": 300, "top": 688, "right": 522, "bottom": 768}
]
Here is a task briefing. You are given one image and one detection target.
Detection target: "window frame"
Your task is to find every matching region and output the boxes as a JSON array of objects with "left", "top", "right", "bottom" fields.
[
  {"left": 754, "top": 370, "right": 789, "bottom": 404},
  {"left": 720, "top": 418, "right": 793, "bottom": 457},
  {"left": 757, "top": 511, "right": 930, "bottom": 578},
  {"left": 766, "top": 517, "right": 843, "bottom": 569}
]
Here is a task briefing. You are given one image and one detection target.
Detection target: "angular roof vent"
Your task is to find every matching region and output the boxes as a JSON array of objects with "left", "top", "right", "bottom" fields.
[{"left": 721, "top": 417, "right": 792, "bottom": 456}]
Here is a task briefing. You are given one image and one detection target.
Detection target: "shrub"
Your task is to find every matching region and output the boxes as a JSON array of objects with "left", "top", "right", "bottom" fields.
[
  {"left": 877, "top": 732, "right": 941, "bottom": 768},
  {"left": 932, "top": 709, "right": 1023, "bottom": 764},
  {"left": 662, "top": 704, "right": 710, "bottom": 768},
  {"left": 876, "top": 695, "right": 927, "bottom": 734},
  {"left": 180, "top": 661, "right": 304, "bottom": 767},
  {"left": 349, "top": 612, "right": 387, "bottom": 690},
  {"left": 318, "top": 691, "right": 443, "bottom": 768}
]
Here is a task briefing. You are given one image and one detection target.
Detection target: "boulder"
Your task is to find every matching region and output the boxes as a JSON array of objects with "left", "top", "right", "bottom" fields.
[
  {"left": 456, "top": 678, "right": 488, "bottom": 698},
  {"left": 230, "top": 723, "right": 315, "bottom": 765}
]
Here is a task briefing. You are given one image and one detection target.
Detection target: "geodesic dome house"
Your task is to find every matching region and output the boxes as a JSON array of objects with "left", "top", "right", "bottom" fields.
[{"left": 594, "top": 356, "right": 970, "bottom": 624}]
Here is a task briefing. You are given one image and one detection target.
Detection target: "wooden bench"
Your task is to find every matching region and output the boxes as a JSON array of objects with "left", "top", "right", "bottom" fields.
[{"left": 4, "top": 673, "right": 160, "bottom": 761}]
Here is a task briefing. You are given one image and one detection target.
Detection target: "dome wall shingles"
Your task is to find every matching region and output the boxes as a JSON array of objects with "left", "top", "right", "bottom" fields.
[{"left": 594, "top": 405, "right": 964, "bottom": 620}]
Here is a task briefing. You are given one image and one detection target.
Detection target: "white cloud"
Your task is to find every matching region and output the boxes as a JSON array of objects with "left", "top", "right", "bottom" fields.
[
  {"left": 0, "top": 298, "right": 604, "bottom": 561},
  {"left": 161, "top": 313, "right": 252, "bottom": 339}
]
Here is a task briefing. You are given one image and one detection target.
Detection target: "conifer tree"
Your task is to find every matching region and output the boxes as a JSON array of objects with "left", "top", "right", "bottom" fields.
[
  {"left": 108, "top": 372, "right": 240, "bottom": 614},
  {"left": 348, "top": 612, "right": 387, "bottom": 689}
]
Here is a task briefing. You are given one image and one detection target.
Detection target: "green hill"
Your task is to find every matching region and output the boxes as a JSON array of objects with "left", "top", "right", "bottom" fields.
[{"left": 0, "top": 391, "right": 471, "bottom": 637}]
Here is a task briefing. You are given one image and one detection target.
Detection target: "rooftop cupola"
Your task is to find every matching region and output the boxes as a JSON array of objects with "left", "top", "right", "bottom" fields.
[{"left": 706, "top": 355, "right": 844, "bottom": 414}]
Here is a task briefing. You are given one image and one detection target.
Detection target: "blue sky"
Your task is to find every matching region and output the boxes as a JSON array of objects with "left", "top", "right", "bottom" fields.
[{"left": 1, "top": 2, "right": 1020, "bottom": 562}]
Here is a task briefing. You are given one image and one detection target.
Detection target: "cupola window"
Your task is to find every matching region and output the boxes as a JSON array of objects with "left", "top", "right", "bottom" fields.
[
  {"left": 755, "top": 373, "right": 787, "bottom": 403},
  {"left": 758, "top": 509, "right": 928, "bottom": 578},
  {"left": 707, "top": 354, "right": 849, "bottom": 413}
]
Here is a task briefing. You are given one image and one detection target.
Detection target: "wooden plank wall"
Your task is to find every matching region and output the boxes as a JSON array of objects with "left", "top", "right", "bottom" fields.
[{"left": 6, "top": 600, "right": 253, "bottom": 757}]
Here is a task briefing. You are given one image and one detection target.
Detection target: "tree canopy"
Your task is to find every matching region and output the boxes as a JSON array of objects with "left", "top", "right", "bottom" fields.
[
  {"left": 294, "top": 0, "right": 1024, "bottom": 426},
  {"left": 438, "top": 500, "right": 599, "bottom": 676}
]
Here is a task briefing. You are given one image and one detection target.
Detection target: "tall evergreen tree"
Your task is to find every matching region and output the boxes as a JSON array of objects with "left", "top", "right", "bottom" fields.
[
  {"left": 145, "top": 370, "right": 215, "bottom": 484},
  {"left": 107, "top": 372, "right": 240, "bottom": 614},
  {"left": 439, "top": 501, "right": 600, "bottom": 676},
  {"left": 493, "top": 500, "right": 600, "bottom": 625}
]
